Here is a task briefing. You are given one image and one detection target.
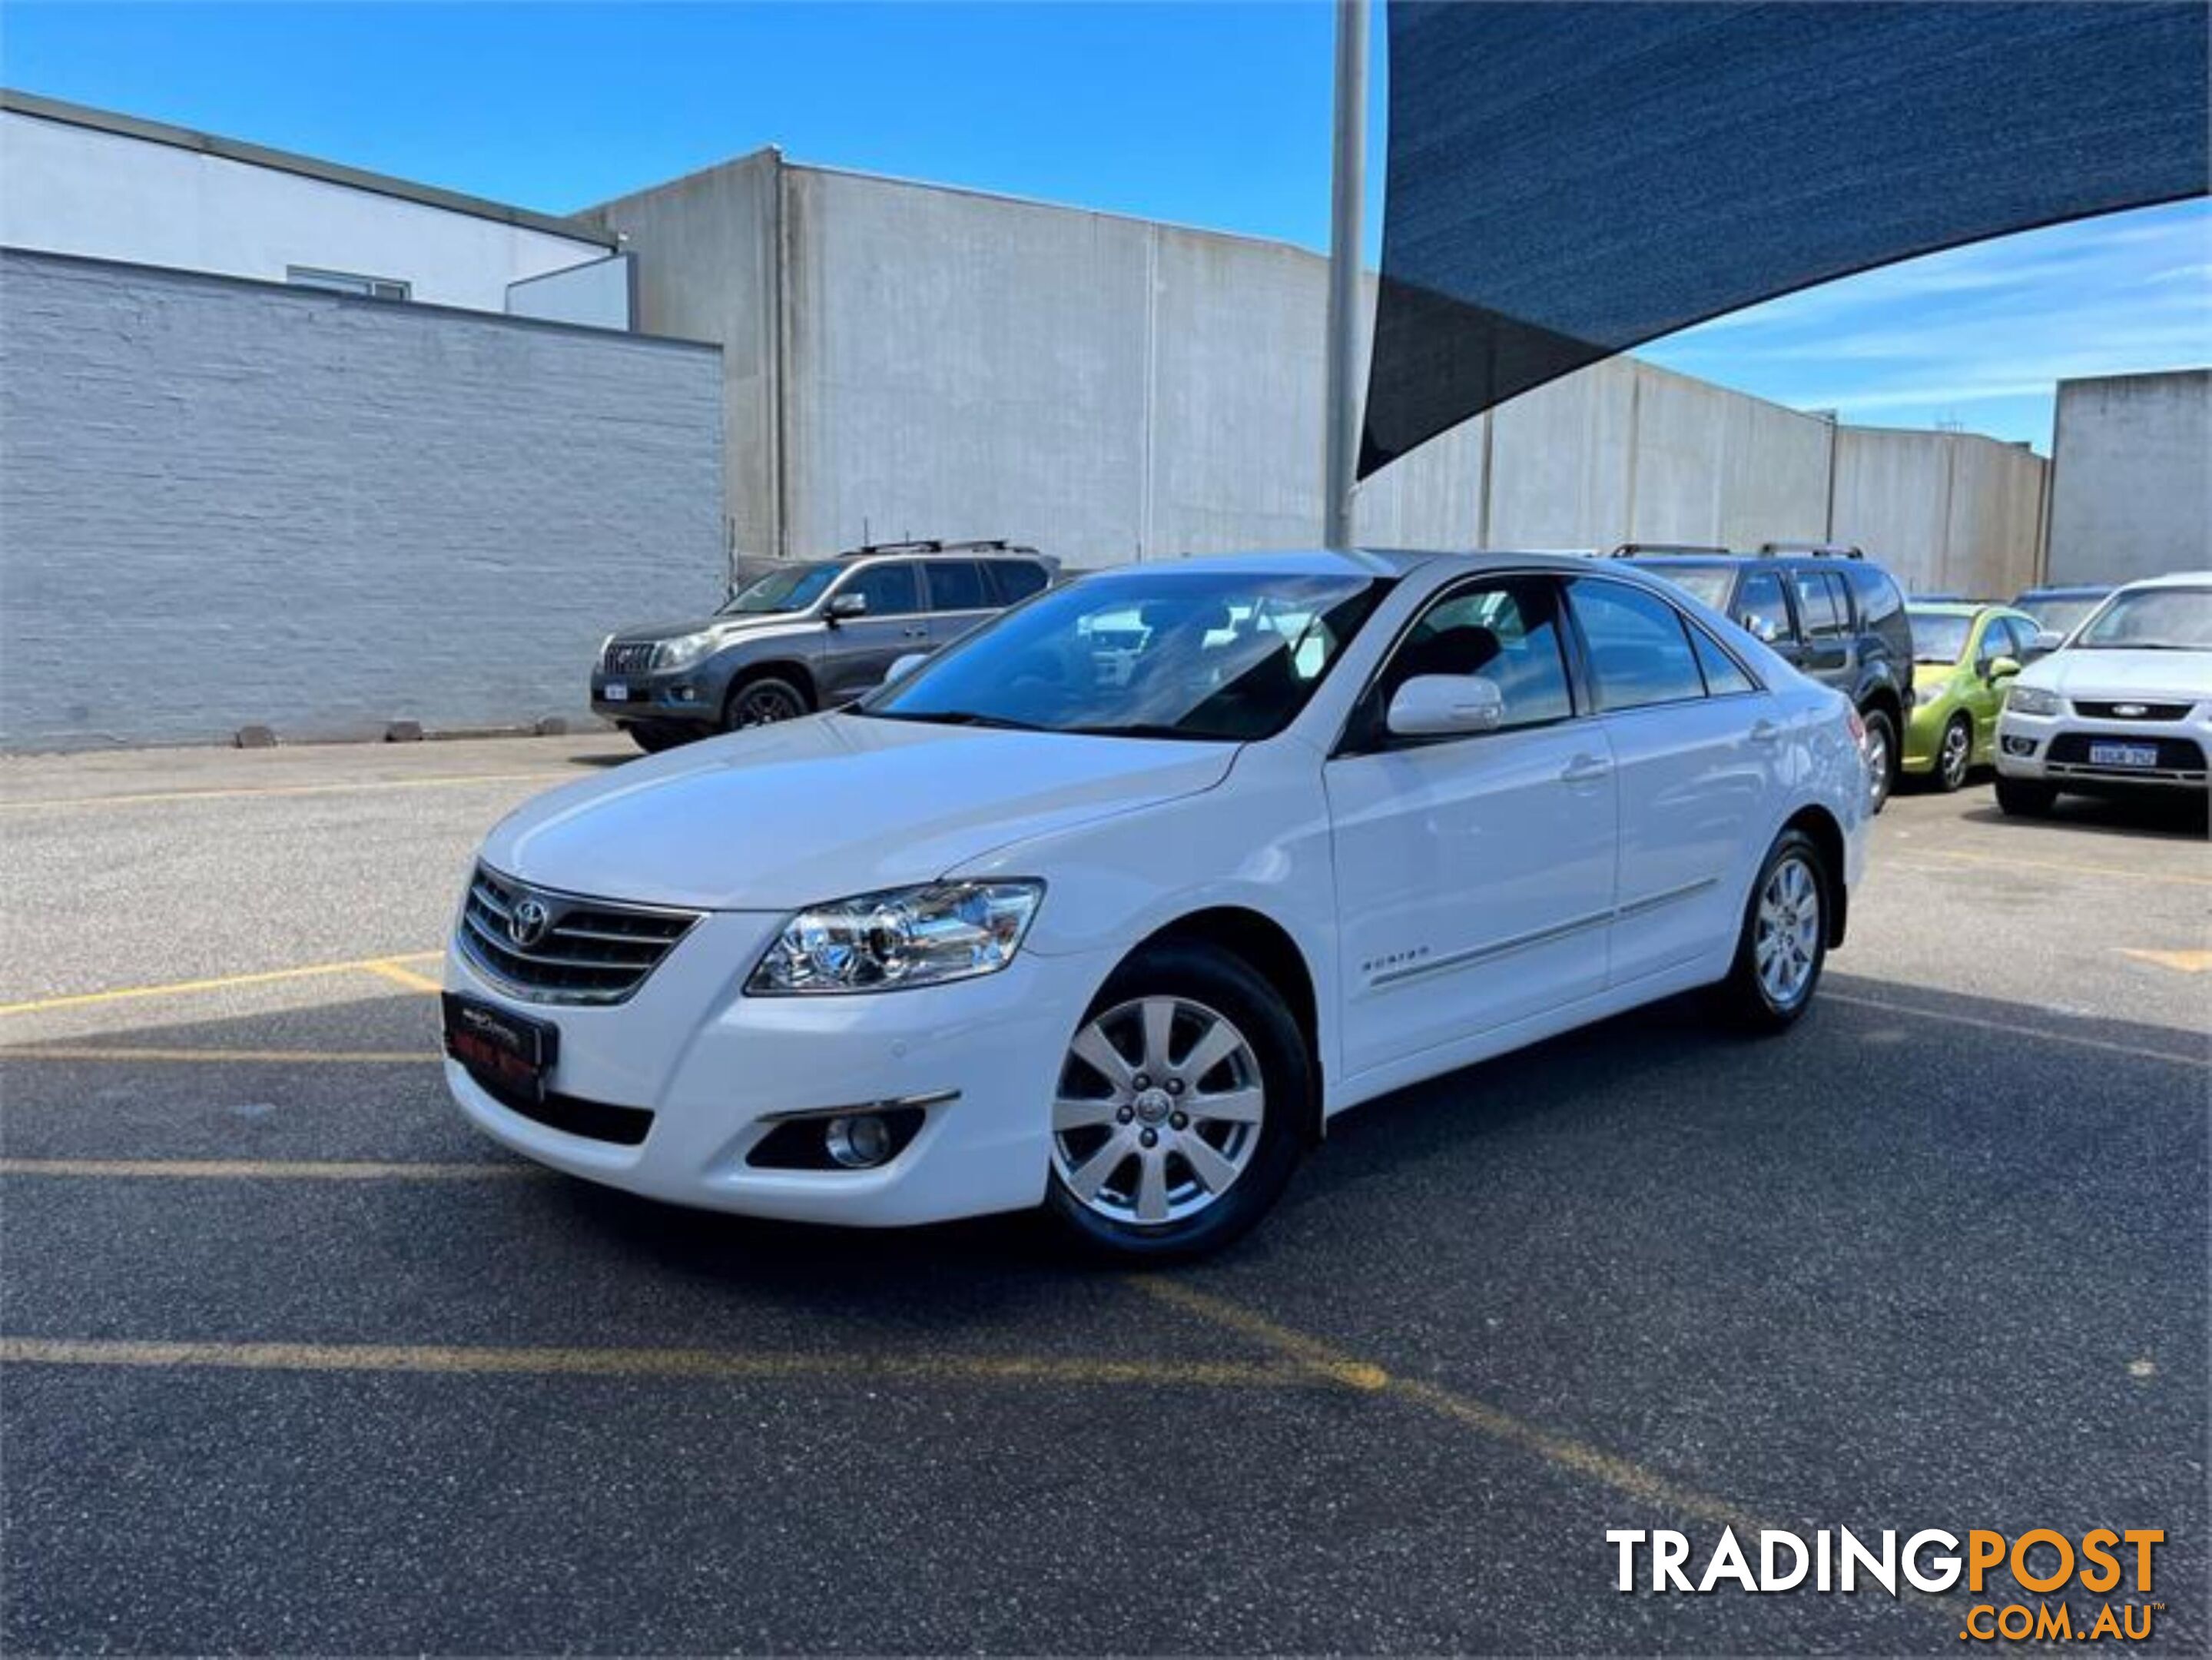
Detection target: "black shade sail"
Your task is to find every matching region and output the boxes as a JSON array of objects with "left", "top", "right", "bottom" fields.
[{"left": 1361, "top": 2, "right": 2211, "bottom": 478}]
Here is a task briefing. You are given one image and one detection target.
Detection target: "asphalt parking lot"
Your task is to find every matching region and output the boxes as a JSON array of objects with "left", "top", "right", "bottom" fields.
[{"left": 2, "top": 734, "right": 2205, "bottom": 1655}]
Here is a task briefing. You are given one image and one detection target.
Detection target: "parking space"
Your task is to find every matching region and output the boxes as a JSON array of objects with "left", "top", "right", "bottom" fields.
[{"left": 2, "top": 738, "right": 2204, "bottom": 1653}]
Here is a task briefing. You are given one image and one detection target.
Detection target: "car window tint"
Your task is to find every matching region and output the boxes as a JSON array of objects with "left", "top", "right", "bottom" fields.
[
  {"left": 925, "top": 561, "right": 992, "bottom": 613},
  {"left": 987, "top": 561, "right": 1049, "bottom": 603},
  {"left": 844, "top": 562, "right": 920, "bottom": 617},
  {"left": 1790, "top": 571, "right": 1848, "bottom": 639},
  {"left": 1734, "top": 570, "right": 1792, "bottom": 642},
  {"left": 1572, "top": 579, "right": 1707, "bottom": 712},
  {"left": 1376, "top": 576, "right": 1575, "bottom": 736},
  {"left": 1847, "top": 563, "right": 1904, "bottom": 626},
  {"left": 1689, "top": 623, "right": 1756, "bottom": 695},
  {"left": 1995, "top": 616, "right": 2032, "bottom": 659}
]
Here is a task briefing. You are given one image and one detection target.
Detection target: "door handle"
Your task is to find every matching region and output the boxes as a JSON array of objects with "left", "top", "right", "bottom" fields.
[
  {"left": 1749, "top": 719, "right": 1783, "bottom": 745},
  {"left": 901, "top": 626, "right": 928, "bottom": 638},
  {"left": 1560, "top": 753, "right": 1613, "bottom": 786}
]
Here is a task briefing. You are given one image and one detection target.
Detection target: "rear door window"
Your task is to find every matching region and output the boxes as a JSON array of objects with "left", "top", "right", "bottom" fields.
[
  {"left": 1570, "top": 579, "right": 1708, "bottom": 712},
  {"left": 986, "top": 561, "right": 1050, "bottom": 604},
  {"left": 924, "top": 561, "right": 993, "bottom": 613}
]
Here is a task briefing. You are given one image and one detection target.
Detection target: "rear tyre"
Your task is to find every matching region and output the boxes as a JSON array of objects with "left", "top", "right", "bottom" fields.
[
  {"left": 723, "top": 674, "right": 811, "bottom": 732},
  {"left": 1716, "top": 828, "right": 1829, "bottom": 1032},
  {"left": 1932, "top": 713, "right": 1973, "bottom": 793},
  {"left": 1861, "top": 707, "right": 1899, "bottom": 814},
  {"left": 1043, "top": 941, "right": 1312, "bottom": 1263},
  {"left": 1995, "top": 777, "right": 2057, "bottom": 817}
]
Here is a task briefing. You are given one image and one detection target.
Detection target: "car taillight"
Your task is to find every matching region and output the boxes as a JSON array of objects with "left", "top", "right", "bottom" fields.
[{"left": 1845, "top": 705, "right": 1866, "bottom": 746}]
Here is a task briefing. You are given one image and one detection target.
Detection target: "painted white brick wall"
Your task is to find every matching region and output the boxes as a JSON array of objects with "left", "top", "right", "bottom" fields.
[{"left": 0, "top": 250, "right": 723, "bottom": 750}]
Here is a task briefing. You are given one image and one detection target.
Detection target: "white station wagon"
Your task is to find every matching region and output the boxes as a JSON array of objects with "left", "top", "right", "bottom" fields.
[{"left": 443, "top": 551, "right": 1870, "bottom": 1260}]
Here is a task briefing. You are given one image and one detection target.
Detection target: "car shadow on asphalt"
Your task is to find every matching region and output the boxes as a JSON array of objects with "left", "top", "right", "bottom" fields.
[{"left": 1955, "top": 787, "right": 2208, "bottom": 840}]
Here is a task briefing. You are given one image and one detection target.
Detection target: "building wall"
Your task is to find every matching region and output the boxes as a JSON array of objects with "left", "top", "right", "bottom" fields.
[
  {"left": 0, "top": 108, "right": 614, "bottom": 316},
  {"left": 588, "top": 151, "right": 784, "bottom": 570},
  {"left": 0, "top": 250, "right": 722, "bottom": 750},
  {"left": 632, "top": 161, "right": 2041, "bottom": 593},
  {"left": 2047, "top": 369, "right": 2212, "bottom": 585}
]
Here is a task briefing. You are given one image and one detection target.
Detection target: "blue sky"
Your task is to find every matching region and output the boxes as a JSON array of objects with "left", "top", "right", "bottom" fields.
[{"left": 6, "top": 2, "right": 2205, "bottom": 451}]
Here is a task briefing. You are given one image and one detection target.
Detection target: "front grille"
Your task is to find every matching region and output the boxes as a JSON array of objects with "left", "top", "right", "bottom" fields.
[
  {"left": 602, "top": 641, "right": 658, "bottom": 677},
  {"left": 458, "top": 865, "right": 700, "bottom": 1005},
  {"left": 2044, "top": 732, "right": 2207, "bottom": 784},
  {"left": 2071, "top": 700, "right": 2194, "bottom": 722}
]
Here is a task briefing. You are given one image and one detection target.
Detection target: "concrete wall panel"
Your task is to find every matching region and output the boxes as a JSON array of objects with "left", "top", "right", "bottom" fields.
[
  {"left": 0, "top": 250, "right": 721, "bottom": 750},
  {"left": 589, "top": 151, "right": 782, "bottom": 571},
  {"left": 2048, "top": 369, "right": 2212, "bottom": 585}
]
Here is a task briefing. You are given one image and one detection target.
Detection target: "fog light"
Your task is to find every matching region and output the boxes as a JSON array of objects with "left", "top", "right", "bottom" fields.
[
  {"left": 2002, "top": 735, "right": 2037, "bottom": 756},
  {"left": 824, "top": 1113, "right": 895, "bottom": 1169}
]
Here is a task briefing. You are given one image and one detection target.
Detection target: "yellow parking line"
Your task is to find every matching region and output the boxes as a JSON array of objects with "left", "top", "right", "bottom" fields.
[
  {"left": 362, "top": 959, "right": 443, "bottom": 994},
  {"left": 0, "top": 952, "right": 442, "bottom": 1018},
  {"left": 0, "top": 1046, "right": 436, "bottom": 1064},
  {"left": 1825, "top": 990, "right": 2208, "bottom": 1066},
  {"left": 0, "top": 772, "right": 573, "bottom": 812},
  {"left": 1895, "top": 845, "right": 2212, "bottom": 888},
  {"left": 0, "top": 1159, "right": 535, "bottom": 1180},
  {"left": 0, "top": 1336, "right": 1348, "bottom": 1392},
  {"left": 1133, "top": 1277, "right": 1766, "bottom": 1530}
]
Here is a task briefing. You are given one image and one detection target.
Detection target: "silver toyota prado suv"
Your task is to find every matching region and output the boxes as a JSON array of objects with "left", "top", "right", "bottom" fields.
[{"left": 592, "top": 540, "right": 1058, "bottom": 752}]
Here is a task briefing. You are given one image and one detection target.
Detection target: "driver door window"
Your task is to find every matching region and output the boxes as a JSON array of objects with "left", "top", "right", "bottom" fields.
[
  {"left": 1733, "top": 571, "right": 1793, "bottom": 646},
  {"left": 1357, "top": 576, "right": 1576, "bottom": 749}
]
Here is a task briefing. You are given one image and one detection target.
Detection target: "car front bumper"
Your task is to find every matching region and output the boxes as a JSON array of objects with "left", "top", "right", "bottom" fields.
[
  {"left": 1901, "top": 692, "right": 1961, "bottom": 774},
  {"left": 1995, "top": 702, "right": 2210, "bottom": 793},
  {"left": 589, "top": 669, "right": 719, "bottom": 728},
  {"left": 443, "top": 911, "right": 1106, "bottom": 1227}
]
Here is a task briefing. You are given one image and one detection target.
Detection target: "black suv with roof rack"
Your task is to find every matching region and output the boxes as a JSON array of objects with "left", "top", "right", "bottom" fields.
[
  {"left": 1614, "top": 542, "right": 1914, "bottom": 810},
  {"left": 591, "top": 540, "right": 1060, "bottom": 752}
]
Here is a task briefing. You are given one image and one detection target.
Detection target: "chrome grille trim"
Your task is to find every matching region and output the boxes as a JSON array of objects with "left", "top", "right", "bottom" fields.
[
  {"left": 457, "top": 865, "right": 701, "bottom": 1005},
  {"left": 2071, "top": 699, "right": 2193, "bottom": 722},
  {"left": 602, "top": 641, "right": 658, "bottom": 678}
]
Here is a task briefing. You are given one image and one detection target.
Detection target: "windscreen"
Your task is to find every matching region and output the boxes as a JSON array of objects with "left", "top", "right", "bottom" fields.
[
  {"left": 861, "top": 573, "right": 1386, "bottom": 741},
  {"left": 1627, "top": 564, "right": 1733, "bottom": 611},
  {"left": 720, "top": 563, "right": 837, "bottom": 615},
  {"left": 2015, "top": 594, "right": 2107, "bottom": 638},
  {"left": 2072, "top": 588, "right": 2212, "bottom": 652},
  {"left": 1906, "top": 613, "right": 1974, "bottom": 664}
]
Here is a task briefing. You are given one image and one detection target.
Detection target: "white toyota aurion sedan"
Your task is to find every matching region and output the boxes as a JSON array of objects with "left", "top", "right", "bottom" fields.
[{"left": 444, "top": 551, "right": 1869, "bottom": 1259}]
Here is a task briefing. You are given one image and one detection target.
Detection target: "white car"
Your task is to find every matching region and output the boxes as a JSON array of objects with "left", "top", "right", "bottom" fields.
[
  {"left": 1995, "top": 570, "right": 2212, "bottom": 815},
  {"left": 443, "top": 551, "right": 1869, "bottom": 1260}
]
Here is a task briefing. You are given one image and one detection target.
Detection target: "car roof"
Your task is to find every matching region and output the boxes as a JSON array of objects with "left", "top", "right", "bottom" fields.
[
  {"left": 2114, "top": 569, "right": 2212, "bottom": 592},
  {"left": 1084, "top": 549, "right": 1653, "bottom": 583},
  {"left": 2016, "top": 583, "right": 2112, "bottom": 598}
]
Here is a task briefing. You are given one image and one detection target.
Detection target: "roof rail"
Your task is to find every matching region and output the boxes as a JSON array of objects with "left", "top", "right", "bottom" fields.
[
  {"left": 1759, "top": 540, "right": 1864, "bottom": 559},
  {"left": 1609, "top": 543, "right": 1733, "bottom": 559},
  {"left": 837, "top": 539, "right": 1041, "bottom": 559}
]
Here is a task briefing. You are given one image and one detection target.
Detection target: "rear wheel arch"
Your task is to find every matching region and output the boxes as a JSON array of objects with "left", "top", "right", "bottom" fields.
[{"left": 1779, "top": 803, "right": 1848, "bottom": 948}]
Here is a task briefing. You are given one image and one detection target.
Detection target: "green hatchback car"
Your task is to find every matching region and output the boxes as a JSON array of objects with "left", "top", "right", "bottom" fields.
[{"left": 1902, "top": 604, "right": 2040, "bottom": 791}]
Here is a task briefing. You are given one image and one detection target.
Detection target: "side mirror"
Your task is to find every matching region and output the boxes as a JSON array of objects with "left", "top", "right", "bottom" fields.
[
  {"left": 884, "top": 651, "right": 929, "bottom": 686},
  {"left": 827, "top": 592, "right": 869, "bottom": 621},
  {"left": 1985, "top": 655, "right": 2021, "bottom": 682},
  {"left": 2022, "top": 629, "right": 2063, "bottom": 663},
  {"left": 1386, "top": 674, "right": 1506, "bottom": 739},
  {"left": 1741, "top": 613, "right": 1782, "bottom": 644}
]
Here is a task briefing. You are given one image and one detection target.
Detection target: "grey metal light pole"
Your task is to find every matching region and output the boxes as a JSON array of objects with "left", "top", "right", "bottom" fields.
[{"left": 1322, "top": 0, "right": 1368, "bottom": 550}]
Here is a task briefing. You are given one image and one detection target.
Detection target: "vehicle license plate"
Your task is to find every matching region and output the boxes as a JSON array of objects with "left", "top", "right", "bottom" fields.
[
  {"left": 604, "top": 681, "right": 629, "bottom": 701},
  {"left": 442, "top": 993, "right": 559, "bottom": 1101},
  {"left": 2088, "top": 742, "right": 2158, "bottom": 769}
]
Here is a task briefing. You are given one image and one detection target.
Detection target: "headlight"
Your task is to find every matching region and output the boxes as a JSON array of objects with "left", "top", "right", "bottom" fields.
[
  {"left": 747, "top": 881, "right": 1044, "bottom": 995},
  {"left": 2005, "top": 685, "right": 2061, "bottom": 716},
  {"left": 654, "top": 632, "right": 715, "bottom": 672}
]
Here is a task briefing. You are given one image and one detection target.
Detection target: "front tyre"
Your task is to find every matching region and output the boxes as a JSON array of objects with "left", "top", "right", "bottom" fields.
[
  {"left": 1995, "top": 776, "right": 2057, "bottom": 817},
  {"left": 1716, "top": 828, "right": 1829, "bottom": 1031},
  {"left": 724, "top": 673, "right": 811, "bottom": 731},
  {"left": 1043, "top": 941, "right": 1312, "bottom": 1263}
]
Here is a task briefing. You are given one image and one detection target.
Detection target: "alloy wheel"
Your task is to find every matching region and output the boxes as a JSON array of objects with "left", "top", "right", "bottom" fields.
[
  {"left": 730, "top": 684, "right": 804, "bottom": 728},
  {"left": 1939, "top": 719, "right": 1972, "bottom": 789},
  {"left": 1754, "top": 854, "right": 1822, "bottom": 1010},
  {"left": 1051, "top": 996, "right": 1265, "bottom": 1227},
  {"left": 1864, "top": 721, "right": 1892, "bottom": 808}
]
